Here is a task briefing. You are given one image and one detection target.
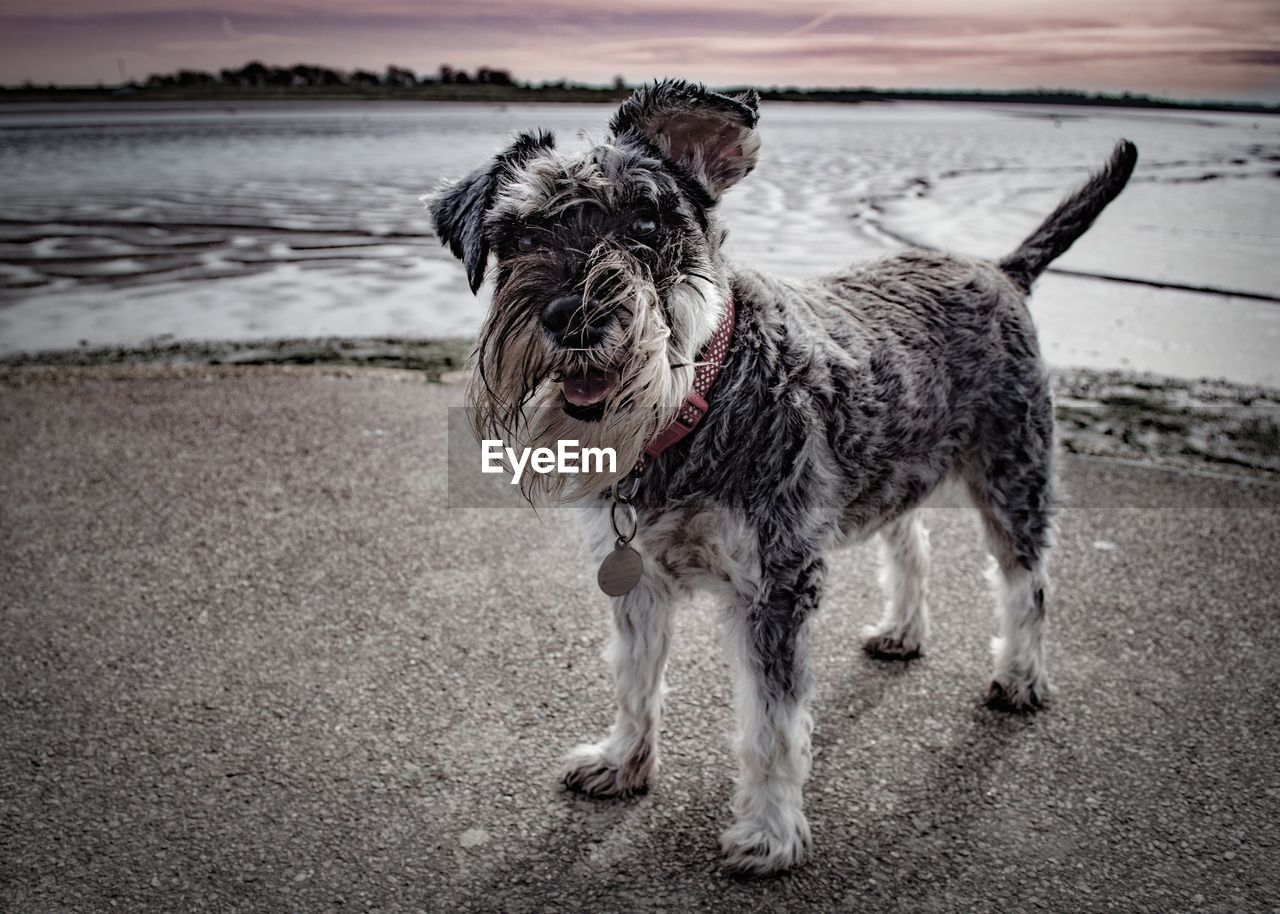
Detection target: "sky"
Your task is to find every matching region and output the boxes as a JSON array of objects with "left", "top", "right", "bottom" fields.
[{"left": 1, "top": 0, "right": 1278, "bottom": 102}]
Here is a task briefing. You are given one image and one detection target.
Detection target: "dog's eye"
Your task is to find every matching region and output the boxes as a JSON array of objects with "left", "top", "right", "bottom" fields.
[
  {"left": 516, "top": 232, "right": 537, "bottom": 254},
  {"left": 630, "top": 214, "right": 658, "bottom": 238}
]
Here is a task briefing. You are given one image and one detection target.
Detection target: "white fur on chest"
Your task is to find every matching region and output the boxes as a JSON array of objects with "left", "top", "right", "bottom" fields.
[{"left": 581, "top": 498, "right": 761, "bottom": 602}]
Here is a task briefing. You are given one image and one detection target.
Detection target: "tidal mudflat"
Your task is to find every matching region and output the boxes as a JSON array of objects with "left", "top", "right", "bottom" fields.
[{"left": 1, "top": 100, "right": 1276, "bottom": 385}]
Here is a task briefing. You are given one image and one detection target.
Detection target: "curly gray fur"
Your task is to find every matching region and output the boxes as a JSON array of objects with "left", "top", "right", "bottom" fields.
[
  {"left": 999, "top": 139, "right": 1138, "bottom": 292},
  {"left": 427, "top": 79, "right": 1137, "bottom": 876}
]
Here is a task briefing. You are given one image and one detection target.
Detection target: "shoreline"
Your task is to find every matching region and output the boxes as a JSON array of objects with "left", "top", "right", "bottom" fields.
[
  {"left": 2, "top": 337, "right": 1275, "bottom": 481},
  {"left": 1, "top": 87, "right": 1276, "bottom": 117}
]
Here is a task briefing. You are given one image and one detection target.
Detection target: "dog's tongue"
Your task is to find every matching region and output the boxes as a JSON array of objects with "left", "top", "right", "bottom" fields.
[{"left": 562, "top": 369, "right": 618, "bottom": 407}]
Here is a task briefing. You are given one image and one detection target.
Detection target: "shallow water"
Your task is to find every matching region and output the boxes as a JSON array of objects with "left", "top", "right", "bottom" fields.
[{"left": 0, "top": 100, "right": 1277, "bottom": 384}]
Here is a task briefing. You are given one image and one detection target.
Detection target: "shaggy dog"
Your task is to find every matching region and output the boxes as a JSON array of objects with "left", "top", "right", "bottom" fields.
[{"left": 429, "top": 80, "right": 1136, "bottom": 874}]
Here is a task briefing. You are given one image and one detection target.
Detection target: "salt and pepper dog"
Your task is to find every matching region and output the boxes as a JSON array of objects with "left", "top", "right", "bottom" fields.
[{"left": 429, "top": 80, "right": 1136, "bottom": 875}]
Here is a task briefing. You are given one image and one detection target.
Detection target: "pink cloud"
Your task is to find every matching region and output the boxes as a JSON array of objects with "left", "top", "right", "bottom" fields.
[{"left": 0, "top": 0, "right": 1276, "bottom": 100}]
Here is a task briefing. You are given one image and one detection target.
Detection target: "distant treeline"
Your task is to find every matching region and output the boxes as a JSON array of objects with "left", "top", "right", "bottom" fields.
[
  {"left": 150, "top": 61, "right": 517, "bottom": 90},
  {"left": 754, "top": 86, "right": 1280, "bottom": 115},
  {"left": 7, "top": 61, "right": 521, "bottom": 94},
  {"left": 3, "top": 61, "right": 1277, "bottom": 115}
]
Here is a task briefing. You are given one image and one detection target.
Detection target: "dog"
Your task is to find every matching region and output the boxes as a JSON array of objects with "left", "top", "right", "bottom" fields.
[{"left": 428, "top": 80, "right": 1137, "bottom": 875}]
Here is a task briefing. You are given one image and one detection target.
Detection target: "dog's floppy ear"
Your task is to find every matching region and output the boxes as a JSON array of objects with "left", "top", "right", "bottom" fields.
[
  {"left": 609, "top": 79, "right": 760, "bottom": 199},
  {"left": 427, "top": 129, "right": 555, "bottom": 294}
]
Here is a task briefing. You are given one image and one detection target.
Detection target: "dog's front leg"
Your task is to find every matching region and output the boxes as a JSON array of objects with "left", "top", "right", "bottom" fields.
[
  {"left": 720, "top": 557, "right": 824, "bottom": 876},
  {"left": 561, "top": 577, "right": 673, "bottom": 798}
]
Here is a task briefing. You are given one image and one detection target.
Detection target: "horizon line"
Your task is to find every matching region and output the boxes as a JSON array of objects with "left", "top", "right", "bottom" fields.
[{"left": 4, "top": 59, "right": 1277, "bottom": 111}]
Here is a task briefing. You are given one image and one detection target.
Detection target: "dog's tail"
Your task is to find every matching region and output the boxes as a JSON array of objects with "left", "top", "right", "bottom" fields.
[{"left": 998, "top": 139, "right": 1138, "bottom": 293}]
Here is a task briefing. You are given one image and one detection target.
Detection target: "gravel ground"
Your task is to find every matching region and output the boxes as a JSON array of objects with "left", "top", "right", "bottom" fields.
[{"left": 1, "top": 368, "right": 1278, "bottom": 913}]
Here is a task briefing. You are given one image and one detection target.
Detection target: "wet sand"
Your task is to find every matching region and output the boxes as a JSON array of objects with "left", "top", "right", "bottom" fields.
[{"left": 2, "top": 100, "right": 1277, "bottom": 384}]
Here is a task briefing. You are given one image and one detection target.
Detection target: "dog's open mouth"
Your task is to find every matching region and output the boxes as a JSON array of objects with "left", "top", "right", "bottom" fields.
[{"left": 561, "top": 368, "right": 619, "bottom": 421}]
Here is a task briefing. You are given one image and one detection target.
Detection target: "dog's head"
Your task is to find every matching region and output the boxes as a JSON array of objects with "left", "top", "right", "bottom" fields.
[{"left": 428, "top": 79, "right": 760, "bottom": 498}]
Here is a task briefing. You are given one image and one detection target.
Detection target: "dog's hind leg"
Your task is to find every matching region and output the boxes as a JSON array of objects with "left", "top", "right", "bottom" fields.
[
  {"left": 719, "top": 557, "right": 823, "bottom": 876},
  {"left": 963, "top": 389, "right": 1057, "bottom": 711},
  {"left": 561, "top": 579, "right": 672, "bottom": 797},
  {"left": 981, "top": 551, "right": 1051, "bottom": 711},
  {"left": 861, "top": 511, "right": 930, "bottom": 659}
]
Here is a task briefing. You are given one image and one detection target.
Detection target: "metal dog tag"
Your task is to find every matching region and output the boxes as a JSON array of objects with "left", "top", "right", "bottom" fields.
[{"left": 598, "top": 543, "right": 643, "bottom": 596}]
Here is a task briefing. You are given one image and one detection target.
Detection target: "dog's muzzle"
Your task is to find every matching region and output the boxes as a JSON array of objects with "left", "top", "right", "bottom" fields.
[
  {"left": 543, "top": 294, "right": 620, "bottom": 419},
  {"left": 542, "top": 294, "right": 613, "bottom": 349}
]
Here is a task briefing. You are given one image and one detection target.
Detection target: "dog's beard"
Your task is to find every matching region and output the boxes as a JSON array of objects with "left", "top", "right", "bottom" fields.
[{"left": 468, "top": 245, "right": 714, "bottom": 502}]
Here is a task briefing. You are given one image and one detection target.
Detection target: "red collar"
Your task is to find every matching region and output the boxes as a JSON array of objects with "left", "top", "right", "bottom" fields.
[{"left": 634, "top": 290, "right": 735, "bottom": 473}]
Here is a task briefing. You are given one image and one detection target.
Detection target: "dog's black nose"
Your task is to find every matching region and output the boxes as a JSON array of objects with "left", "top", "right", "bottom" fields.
[
  {"left": 541, "top": 295, "right": 579, "bottom": 335},
  {"left": 541, "top": 294, "right": 610, "bottom": 347}
]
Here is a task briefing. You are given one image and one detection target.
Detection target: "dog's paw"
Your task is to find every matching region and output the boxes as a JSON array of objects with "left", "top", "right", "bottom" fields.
[
  {"left": 860, "top": 623, "right": 923, "bottom": 660},
  {"left": 559, "top": 742, "right": 651, "bottom": 799},
  {"left": 985, "top": 675, "right": 1050, "bottom": 713},
  {"left": 719, "top": 814, "right": 811, "bottom": 877}
]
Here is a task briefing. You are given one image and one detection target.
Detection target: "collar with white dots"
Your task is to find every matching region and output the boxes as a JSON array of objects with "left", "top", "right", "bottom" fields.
[{"left": 632, "top": 289, "right": 736, "bottom": 475}]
